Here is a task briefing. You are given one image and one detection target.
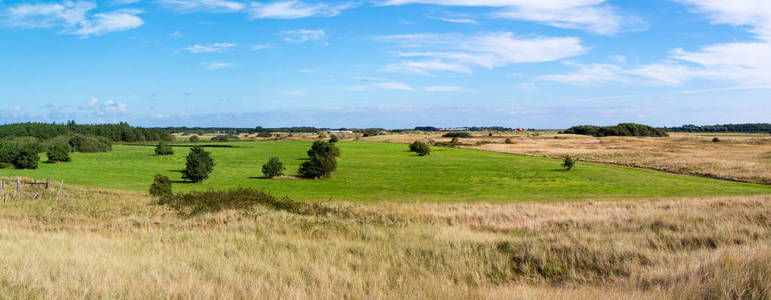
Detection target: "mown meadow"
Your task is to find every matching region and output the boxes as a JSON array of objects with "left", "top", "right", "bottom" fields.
[{"left": 1, "top": 141, "right": 769, "bottom": 202}]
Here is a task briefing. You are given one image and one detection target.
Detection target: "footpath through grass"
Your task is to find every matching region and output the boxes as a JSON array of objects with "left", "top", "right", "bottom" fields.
[{"left": 1, "top": 141, "right": 770, "bottom": 202}]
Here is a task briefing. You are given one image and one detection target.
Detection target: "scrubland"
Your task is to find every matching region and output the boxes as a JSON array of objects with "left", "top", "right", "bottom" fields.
[
  {"left": 0, "top": 182, "right": 768, "bottom": 299},
  {"left": 365, "top": 132, "right": 771, "bottom": 184}
]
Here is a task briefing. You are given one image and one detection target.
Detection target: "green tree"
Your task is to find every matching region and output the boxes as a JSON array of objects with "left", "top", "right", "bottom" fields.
[
  {"left": 562, "top": 155, "right": 576, "bottom": 171},
  {"left": 409, "top": 141, "right": 430, "bottom": 156},
  {"left": 14, "top": 144, "right": 40, "bottom": 169},
  {"left": 298, "top": 141, "right": 339, "bottom": 178},
  {"left": 182, "top": 146, "right": 214, "bottom": 183},
  {"left": 149, "top": 174, "right": 172, "bottom": 198},
  {"left": 261, "top": 157, "right": 285, "bottom": 178},
  {"left": 154, "top": 141, "right": 174, "bottom": 155},
  {"left": 189, "top": 135, "right": 200, "bottom": 143},
  {"left": 329, "top": 134, "right": 339, "bottom": 144},
  {"left": 0, "top": 142, "right": 19, "bottom": 164},
  {"left": 46, "top": 143, "right": 71, "bottom": 162}
]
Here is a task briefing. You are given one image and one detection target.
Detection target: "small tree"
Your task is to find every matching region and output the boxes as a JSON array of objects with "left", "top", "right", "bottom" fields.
[
  {"left": 46, "top": 143, "right": 71, "bottom": 162},
  {"left": 562, "top": 155, "right": 576, "bottom": 171},
  {"left": 0, "top": 142, "right": 20, "bottom": 164},
  {"left": 329, "top": 134, "right": 339, "bottom": 144},
  {"left": 712, "top": 137, "right": 720, "bottom": 143},
  {"left": 149, "top": 174, "right": 172, "bottom": 198},
  {"left": 298, "top": 141, "right": 339, "bottom": 178},
  {"left": 409, "top": 141, "right": 430, "bottom": 156},
  {"left": 14, "top": 144, "right": 40, "bottom": 169},
  {"left": 504, "top": 138, "right": 513, "bottom": 144},
  {"left": 189, "top": 135, "right": 200, "bottom": 143},
  {"left": 261, "top": 157, "right": 285, "bottom": 178},
  {"left": 155, "top": 141, "right": 174, "bottom": 155},
  {"left": 182, "top": 146, "right": 214, "bottom": 183}
]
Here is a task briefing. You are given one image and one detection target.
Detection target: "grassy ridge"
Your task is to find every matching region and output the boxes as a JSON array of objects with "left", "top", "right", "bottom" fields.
[{"left": 1, "top": 141, "right": 769, "bottom": 202}]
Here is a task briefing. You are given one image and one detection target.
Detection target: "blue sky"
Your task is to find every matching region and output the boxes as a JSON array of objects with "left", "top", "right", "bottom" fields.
[{"left": 0, "top": 0, "right": 769, "bottom": 128}]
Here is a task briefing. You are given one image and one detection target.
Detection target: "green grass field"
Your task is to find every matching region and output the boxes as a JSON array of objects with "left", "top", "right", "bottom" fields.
[{"left": 1, "top": 141, "right": 769, "bottom": 202}]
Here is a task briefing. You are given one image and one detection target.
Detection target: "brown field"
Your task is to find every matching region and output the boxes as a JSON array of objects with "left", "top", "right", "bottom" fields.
[
  {"left": 361, "top": 131, "right": 771, "bottom": 185},
  {"left": 0, "top": 182, "right": 769, "bottom": 299}
]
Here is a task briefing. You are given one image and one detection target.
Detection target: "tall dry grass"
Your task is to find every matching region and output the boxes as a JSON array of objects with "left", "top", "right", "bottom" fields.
[{"left": 0, "top": 182, "right": 768, "bottom": 299}]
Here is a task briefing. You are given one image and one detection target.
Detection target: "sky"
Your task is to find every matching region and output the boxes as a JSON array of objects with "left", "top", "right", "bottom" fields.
[{"left": 0, "top": 0, "right": 769, "bottom": 129}]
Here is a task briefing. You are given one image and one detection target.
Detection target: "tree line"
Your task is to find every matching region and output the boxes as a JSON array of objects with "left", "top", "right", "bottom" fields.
[
  {"left": 662, "top": 123, "right": 771, "bottom": 133},
  {"left": 0, "top": 121, "right": 172, "bottom": 142},
  {"left": 560, "top": 123, "right": 669, "bottom": 137}
]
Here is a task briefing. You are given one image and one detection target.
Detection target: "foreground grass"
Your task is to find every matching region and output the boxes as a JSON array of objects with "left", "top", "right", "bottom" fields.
[
  {"left": 0, "top": 184, "right": 768, "bottom": 299},
  {"left": 1, "top": 141, "right": 770, "bottom": 202}
]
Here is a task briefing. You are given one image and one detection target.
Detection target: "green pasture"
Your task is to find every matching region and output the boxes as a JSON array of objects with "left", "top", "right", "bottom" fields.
[{"left": 1, "top": 141, "right": 769, "bottom": 202}]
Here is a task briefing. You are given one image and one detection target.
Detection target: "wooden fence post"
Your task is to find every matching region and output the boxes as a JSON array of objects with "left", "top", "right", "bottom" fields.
[
  {"left": 46, "top": 178, "right": 50, "bottom": 190},
  {"left": 56, "top": 181, "right": 63, "bottom": 201},
  {"left": 16, "top": 178, "right": 21, "bottom": 201},
  {"left": 0, "top": 180, "right": 3, "bottom": 195}
]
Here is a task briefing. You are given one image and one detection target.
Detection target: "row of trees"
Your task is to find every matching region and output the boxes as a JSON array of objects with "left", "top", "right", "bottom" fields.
[
  {"left": 663, "top": 123, "right": 771, "bottom": 133},
  {"left": 0, "top": 134, "right": 111, "bottom": 169},
  {"left": 0, "top": 122, "right": 171, "bottom": 142},
  {"left": 561, "top": 123, "right": 669, "bottom": 137}
]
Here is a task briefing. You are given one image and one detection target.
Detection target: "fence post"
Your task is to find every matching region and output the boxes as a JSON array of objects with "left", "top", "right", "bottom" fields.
[
  {"left": 16, "top": 178, "right": 21, "bottom": 201},
  {"left": 0, "top": 180, "right": 3, "bottom": 195},
  {"left": 46, "top": 178, "right": 50, "bottom": 190},
  {"left": 56, "top": 181, "right": 63, "bottom": 201}
]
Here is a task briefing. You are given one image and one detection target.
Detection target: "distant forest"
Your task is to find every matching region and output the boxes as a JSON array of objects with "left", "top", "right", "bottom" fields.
[
  {"left": 0, "top": 122, "right": 172, "bottom": 142},
  {"left": 662, "top": 123, "right": 771, "bottom": 133}
]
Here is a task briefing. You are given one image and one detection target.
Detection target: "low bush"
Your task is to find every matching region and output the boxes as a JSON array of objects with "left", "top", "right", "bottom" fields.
[
  {"left": 149, "top": 174, "right": 172, "bottom": 198},
  {"left": 712, "top": 137, "right": 721, "bottom": 143},
  {"left": 409, "top": 141, "right": 430, "bottom": 156},
  {"left": 329, "top": 134, "right": 339, "bottom": 144},
  {"left": 504, "top": 138, "right": 514, "bottom": 144},
  {"left": 154, "top": 141, "right": 174, "bottom": 155},
  {"left": 158, "top": 187, "right": 304, "bottom": 216},
  {"left": 189, "top": 135, "right": 200, "bottom": 143},
  {"left": 257, "top": 132, "right": 272, "bottom": 138},
  {"left": 69, "top": 135, "right": 111, "bottom": 152},
  {"left": 442, "top": 132, "right": 472, "bottom": 138},
  {"left": 0, "top": 142, "right": 20, "bottom": 164},
  {"left": 211, "top": 134, "right": 240, "bottom": 142},
  {"left": 46, "top": 143, "right": 71, "bottom": 162},
  {"left": 0, "top": 162, "right": 12, "bottom": 169},
  {"left": 562, "top": 155, "right": 576, "bottom": 171},
  {"left": 14, "top": 144, "right": 40, "bottom": 169},
  {"left": 261, "top": 157, "right": 285, "bottom": 178}
]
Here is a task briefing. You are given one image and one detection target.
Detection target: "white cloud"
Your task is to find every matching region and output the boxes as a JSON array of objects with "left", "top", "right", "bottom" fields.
[
  {"left": 279, "top": 29, "right": 325, "bottom": 42},
  {"left": 250, "top": 44, "right": 268, "bottom": 50},
  {"left": 674, "top": 0, "right": 771, "bottom": 40},
  {"left": 158, "top": 0, "right": 245, "bottom": 12},
  {"left": 249, "top": 1, "right": 356, "bottom": 19},
  {"left": 80, "top": 98, "right": 127, "bottom": 115},
  {"left": 185, "top": 42, "right": 237, "bottom": 53},
  {"left": 344, "top": 80, "right": 415, "bottom": 91},
  {"left": 540, "top": 62, "right": 627, "bottom": 85},
  {"left": 426, "top": 15, "right": 477, "bottom": 24},
  {"left": 376, "top": 32, "right": 585, "bottom": 74},
  {"left": 378, "top": 0, "right": 638, "bottom": 35},
  {"left": 384, "top": 59, "right": 471, "bottom": 75},
  {"left": 424, "top": 86, "right": 472, "bottom": 92},
  {"left": 200, "top": 61, "right": 234, "bottom": 70},
  {"left": 3, "top": 2, "right": 143, "bottom": 37},
  {"left": 169, "top": 30, "right": 183, "bottom": 38}
]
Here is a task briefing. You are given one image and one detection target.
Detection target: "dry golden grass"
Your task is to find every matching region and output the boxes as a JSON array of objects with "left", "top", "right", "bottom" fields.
[
  {"left": 363, "top": 131, "right": 771, "bottom": 184},
  {"left": 0, "top": 180, "right": 768, "bottom": 299}
]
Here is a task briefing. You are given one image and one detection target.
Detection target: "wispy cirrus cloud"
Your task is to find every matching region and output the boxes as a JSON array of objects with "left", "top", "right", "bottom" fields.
[
  {"left": 200, "top": 61, "right": 235, "bottom": 70},
  {"left": 376, "top": 32, "right": 585, "bottom": 75},
  {"left": 378, "top": 0, "right": 642, "bottom": 35},
  {"left": 2, "top": 1, "right": 144, "bottom": 37},
  {"left": 157, "top": 0, "right": 245, "bottom": 12},
  {"left": 279, "top": 29, "right": 325, "bottom": 42},
  {"left": 185, "top": 42, "right": 237, "bottom": 53},
  {"left": 249, "top": 1, "right": 356, "bottom": 19}
]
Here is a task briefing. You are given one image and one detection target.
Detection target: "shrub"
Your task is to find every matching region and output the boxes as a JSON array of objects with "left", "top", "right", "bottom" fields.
[
  {"left": 329, "top": 134, "right": 339, "bottom": 144},
  {"left": 504, "top": 138, "right": 514, "bottom": 144},
  {"left": 149, "top": 174, "right": 172, "bottom": 198},
  {"left": 442, "top": 132, "right": 472, "bottom": 138},
  {"left": 158, "top": 188, "right": 305, "bottom": 216},
  {"left": 154, "top": 141, "right": 174, "bottom": 155},
  {"left": 182, "top": 146, "right": 214, "bottom": 183},
  {"left": 0, "top": 142, "right": 20, "bottom": 164},
  {"left": 189, "top": 135, "right": 200, "bottom": 143},
  {"left": 68, "top": 135, "right": 111, "bottom": 152},
  {"left": 46, "top": 143, "right": 71, "bottom": 162},
  {"left": 562, "top": 155, "right": 576, "bottom": 171},
  {"left": 257, "top": 132, "right": 272, "bottom": 138},
  {"left": 712, "top": 137, "right": 721, "bottom": 143},
  {"left": 261, "top": 157, "right": 285, "bottom": 178},
  {"left": 409, "top": 141, "right": 430, "bottom": 156},
  {"left": 488, "top": 133, "right": 493, "bottom": 137},
  {"left": 211, "top": 134, "right": 239, "bottom": 142},
  {"left": 14, "top": 144, "right": 40, "bottom": 169},
  {"left": 0, "top": 162, "right": 12, "bottom": 169},
  {"left": 298, "top": 141, "right": 339, "bottom": 178}
]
